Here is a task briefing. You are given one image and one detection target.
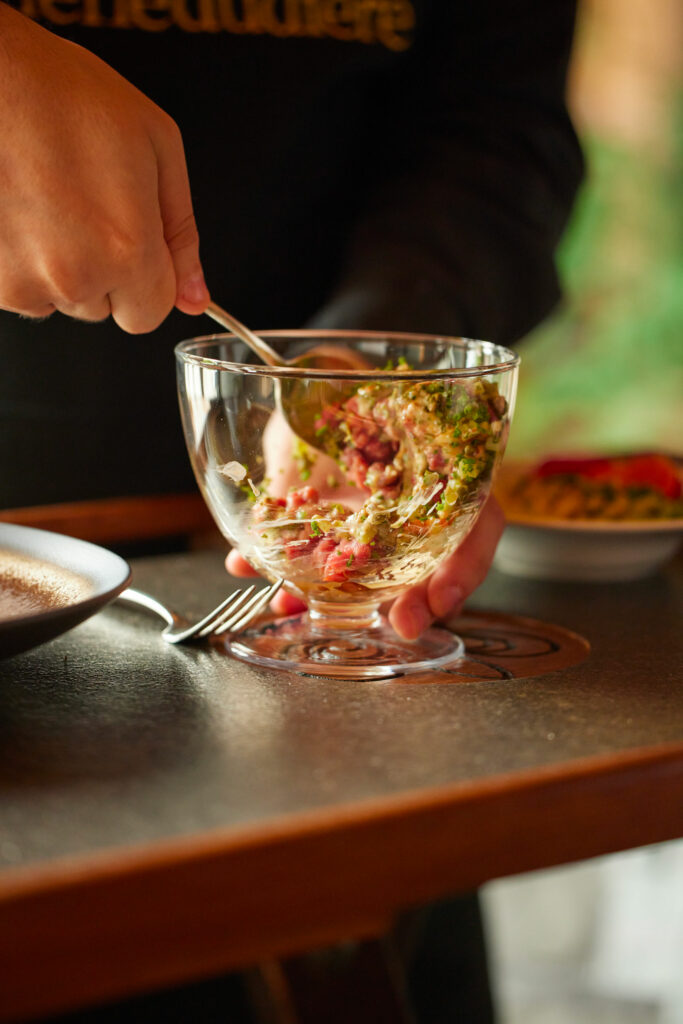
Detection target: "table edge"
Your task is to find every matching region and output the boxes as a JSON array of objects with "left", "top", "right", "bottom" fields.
[{"left": 1, "top": 740, "right": 682, "bottom": 1021}]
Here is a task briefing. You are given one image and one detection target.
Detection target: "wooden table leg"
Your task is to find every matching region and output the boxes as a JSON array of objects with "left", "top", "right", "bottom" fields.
[
  {"left": 248, "top": 893, "right": 494, "bottom": 1024},
  {"left": 250, "top": 938, "right": 416, "bottom": 1024}
]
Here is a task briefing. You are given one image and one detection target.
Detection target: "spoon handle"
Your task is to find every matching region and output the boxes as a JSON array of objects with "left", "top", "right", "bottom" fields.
[{"left": 205, "top": 301, "right": 284, "bottom": 367}]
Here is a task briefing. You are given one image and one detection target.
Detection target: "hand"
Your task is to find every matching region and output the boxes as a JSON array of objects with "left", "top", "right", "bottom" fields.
[
  {"left": 386, "top": 496, "right": 505, "bottom": 637},
  {"left": 226, "top": 496, "right": 505, "bottom": 639},
  {"left": 0, "top": 5, "right": 209, "bottom": 332}
]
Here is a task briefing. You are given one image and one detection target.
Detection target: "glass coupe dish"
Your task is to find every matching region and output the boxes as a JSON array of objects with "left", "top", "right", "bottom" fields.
[{"left": 176, "top": 331, "right": 519, "bottom": 678}]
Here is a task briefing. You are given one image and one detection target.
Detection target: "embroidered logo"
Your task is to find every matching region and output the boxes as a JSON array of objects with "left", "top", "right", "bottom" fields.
[{"left": 15, "top": 0, "right": 416, "bottom": 50}]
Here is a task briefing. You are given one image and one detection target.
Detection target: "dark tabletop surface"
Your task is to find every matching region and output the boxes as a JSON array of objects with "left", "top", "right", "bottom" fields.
[{"left": 0, "top": 548, "right": 681, "bottom": 874}]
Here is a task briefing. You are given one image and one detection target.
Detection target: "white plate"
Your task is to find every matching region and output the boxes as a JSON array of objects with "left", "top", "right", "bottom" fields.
[
  {"left": 0, "top": 523, "right": 131, "bottom": 659},
  {"left": 493, "top": 458, "right": 683, "bottom": 582},
  {"left": 494, "top": 514, "right": 682, "bottom": 582}
]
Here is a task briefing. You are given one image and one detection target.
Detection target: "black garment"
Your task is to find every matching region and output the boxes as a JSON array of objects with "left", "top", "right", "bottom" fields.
[{"left": 0, "top": 0, "right": 582, "bottom": 507}]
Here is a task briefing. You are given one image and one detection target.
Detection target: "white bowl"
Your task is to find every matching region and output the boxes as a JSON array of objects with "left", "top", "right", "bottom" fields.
[{"left": 494, "top": 516, "right": 682, "bottom": 582}]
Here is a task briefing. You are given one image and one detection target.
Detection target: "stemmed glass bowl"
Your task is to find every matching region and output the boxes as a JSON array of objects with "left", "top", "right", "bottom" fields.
[{"left": 176, "top": 331, "right": 519, "bottom": 678}]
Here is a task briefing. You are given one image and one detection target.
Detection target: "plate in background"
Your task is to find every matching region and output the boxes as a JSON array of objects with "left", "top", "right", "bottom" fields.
[
  {"left": 494, "top": 459, "right": 682, "bottom": 581},
  {"left": 0, "top": 523, "right": 131, "bottom": 659},
  {"left": 494, "top": 515, "right": 682, "bottom": 582}
]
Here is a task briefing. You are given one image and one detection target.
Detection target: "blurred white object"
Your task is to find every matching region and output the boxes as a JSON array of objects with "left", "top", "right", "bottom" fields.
[
  {"left": 588, "top": 843, "right": 683, "bottom": 1023},
  {"left": 484, "top": 841, "right": 683, "bottom": 1024},
  {"left": 494, "top": 519, "right": 682, "bottom": 582}
]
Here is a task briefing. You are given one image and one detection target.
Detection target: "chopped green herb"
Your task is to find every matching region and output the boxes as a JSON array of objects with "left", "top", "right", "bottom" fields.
[{"left": 293, "top": 437, "right": 316, "bottom": 482}]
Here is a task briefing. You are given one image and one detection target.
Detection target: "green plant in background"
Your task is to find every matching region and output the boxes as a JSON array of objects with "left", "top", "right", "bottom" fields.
[{"left": 509, "top": 98, "right": 683, "bottom": 458}]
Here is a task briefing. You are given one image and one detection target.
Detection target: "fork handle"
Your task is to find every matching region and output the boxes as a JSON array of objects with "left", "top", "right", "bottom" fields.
[{"left": 116, "top": 587, "right": 177, "bottom": 627}]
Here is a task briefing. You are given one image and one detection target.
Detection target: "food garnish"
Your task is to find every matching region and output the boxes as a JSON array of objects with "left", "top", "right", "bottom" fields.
[
  {"left": 501, "top": 454, "right": 682, "bottom": 521},
  {"left": 233, "top": 373, "right": 509, "bottom": 599}
]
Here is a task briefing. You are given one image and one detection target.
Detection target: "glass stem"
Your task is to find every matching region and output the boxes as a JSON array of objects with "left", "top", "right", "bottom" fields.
[{"left": 308, "top": 601, "right": 382, "bottom": 634}]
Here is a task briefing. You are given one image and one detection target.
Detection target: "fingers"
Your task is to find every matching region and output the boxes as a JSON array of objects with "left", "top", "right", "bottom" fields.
[
  {"left": 0, "top": 273, "right": 56, "bottom": 320},
  {"left": 226, "top": 550, "right": 258, "bottom": 577},
  {"left": 389, "top": 497, "right": 505, "bottom": 640},
  {"left": 26, "top": 259, "right": 113, "bottom": 323},
  {"left": 388, "top": 580, "right": 432, "bottom": 641},
  {"left": 46, "top": 118, "right": 203, "bottom": 333},
  {"left": 106, "top": 114, "right": 208, "bottom": 330},
  {"left": 0, "top": 10, "right": 208, "bottom": 334},
  {"left": 427, "top": 496, "right": 505, "bottom": 619},
  {"left": 271, "top": 591, "right": 307, "bottom": 616},
  {"left": 92, "top": 116, "right": 190, "bottom": 333},
  {"left": 106, "top": 231, "right": 178, "bottom": 335},
  {"left": 225, "top": 550, "right": 306, "bottom": 617},
  {"left": 61, "top": 296, "right": 112, "bottom": 323},
  {"left": 153, "top": 115, "right": 210, "bottom": 315}
]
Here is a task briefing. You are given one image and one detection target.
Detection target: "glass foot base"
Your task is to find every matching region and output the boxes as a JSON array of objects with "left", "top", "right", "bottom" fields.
[{"left": 225, "top": 613, "right": 465, "bottom": 679}]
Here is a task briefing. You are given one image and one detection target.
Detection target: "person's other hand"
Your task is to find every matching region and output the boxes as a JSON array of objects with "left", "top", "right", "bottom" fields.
[
  {"left": 225, "top": 496, "right": 505, "bottom": 638},
  {"left": 0, "top": 5, "right": 209, "bottom": 332},
  {"left": 385, "top": 496, "right": 505, "bottom": 637}
]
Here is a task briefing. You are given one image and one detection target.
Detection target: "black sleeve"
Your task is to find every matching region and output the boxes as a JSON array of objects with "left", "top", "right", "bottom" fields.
[{"left": 308, "top": 0, "right": 584, "bottom": 345}]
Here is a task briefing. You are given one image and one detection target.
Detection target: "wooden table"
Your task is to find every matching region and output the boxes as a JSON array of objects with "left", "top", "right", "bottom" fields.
[{"left": 0, "top": 548, "right": 681, "bottom": 1022}]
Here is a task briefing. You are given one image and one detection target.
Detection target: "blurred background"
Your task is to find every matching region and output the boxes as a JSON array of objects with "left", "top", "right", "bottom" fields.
[
  {"left": 484, "top": 841, "right": 683, "bottom": 1024},
  {"left": 485, "top": 3, "right": 683, "bottom": 1022},
  {"left": 507, "top": 0, "right": 683, "bottom": 460}
]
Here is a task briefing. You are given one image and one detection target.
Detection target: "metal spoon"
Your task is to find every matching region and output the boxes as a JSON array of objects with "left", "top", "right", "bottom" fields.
[
  {"left": 205, "top": 301, "right": 286, "bottom": 368},
  {"left": 204, "top": 301, "right": 364, "bottom": 453}
]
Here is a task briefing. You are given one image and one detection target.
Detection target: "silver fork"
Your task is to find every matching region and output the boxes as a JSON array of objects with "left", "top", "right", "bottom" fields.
[{"left": 117, "top": 579, "right": 282, "bottom": 644}]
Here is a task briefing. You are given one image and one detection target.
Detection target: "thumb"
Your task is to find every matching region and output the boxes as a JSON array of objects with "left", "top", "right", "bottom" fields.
[{"left": 154, "top": 119, "right": 210, "bottom": 315}]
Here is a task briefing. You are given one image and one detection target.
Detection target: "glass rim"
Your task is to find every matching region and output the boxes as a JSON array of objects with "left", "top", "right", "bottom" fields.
[{"left": 175, "top": 329, "right": 520, "bottom": 380}]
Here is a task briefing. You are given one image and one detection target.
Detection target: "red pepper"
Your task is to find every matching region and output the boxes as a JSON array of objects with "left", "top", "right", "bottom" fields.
[
  {"left": 611, "top": 455, "right": 682, "bottom": 499},
  {"left": 535, "top": 455, "right": 681, "bottom": 499},
  {"left": 536, "top": 457, "right": 612, "bottom": 479}
]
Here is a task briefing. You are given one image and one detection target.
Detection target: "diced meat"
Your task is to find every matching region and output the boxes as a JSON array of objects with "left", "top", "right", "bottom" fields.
[
  {"left": 363, "top": 435, "right": 396, "bottom": 463},
  {"left": 341, "top": 449, "right": 370, "bottom": 489},
  {"left": 252, "top": 497, "right": 287, "bottom": 522},
  {"left": 286, "top": 485, "right": 320, "bottom": 510},
  {"left": 427, "top": 449, "right": 446, "bottom": 472},
  {"left": 284, "top": 537, "right": 320, "bottom": 561},
  {"left": 312, "top": 535, "right": 337, "bottom": 567},
  {"left": 322, "top": 539, "right": 372, "bottom": 582}
]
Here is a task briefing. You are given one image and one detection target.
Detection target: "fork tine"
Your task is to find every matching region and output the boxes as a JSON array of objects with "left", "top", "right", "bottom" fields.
[
  {"left": 196, "top": 585, "right": 256, "bottom": 637},
  {"left": 216, "top": 579, "right": 283, "bottom": 635},
  {"left": 219, "top": 581, "right": 280, "bottom": 636},
  {"left": 164, "top": 589, "right": 248, "bottom": 644}
]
